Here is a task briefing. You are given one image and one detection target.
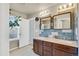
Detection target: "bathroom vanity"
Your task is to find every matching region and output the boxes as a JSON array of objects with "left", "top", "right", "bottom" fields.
[
  {"left": 34, "top": 11, "right": 78, "bottom": 56},
  {"left": 33, "top": 37, "right": 78, "bottom": 56}
]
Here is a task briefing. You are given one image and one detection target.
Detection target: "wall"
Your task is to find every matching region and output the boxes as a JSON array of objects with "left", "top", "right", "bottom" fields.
[
  {"left": 0, "top": 4, "right": 9, "bottom": 56},
  {"left": 75, "top": 4, "right": 79, "bottom": 41},
  {"left": 29, "top": 17, "right": 40, "bottom": 43}
]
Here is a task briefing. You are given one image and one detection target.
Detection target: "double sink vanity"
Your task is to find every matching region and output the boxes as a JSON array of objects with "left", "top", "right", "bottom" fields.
[
  {"left": 33, "top": 12, "right": 78, "bottom": 56},
  {"left": 33, "top": 37, "right": 78, "bottom": 56}
]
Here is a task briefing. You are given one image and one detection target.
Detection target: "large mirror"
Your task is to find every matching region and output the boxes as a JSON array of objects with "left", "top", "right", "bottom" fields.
[
  {"left": 53, "top": 12, "right": 72, "bottom": 29},
  {"left": 40, "top": 16, "right": 51, "bottom": 29}
]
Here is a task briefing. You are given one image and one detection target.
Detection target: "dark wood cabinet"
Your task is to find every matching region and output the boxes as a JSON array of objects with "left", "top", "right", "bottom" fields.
[
  {"left": 53, "top": 43, "right": 78, "bottom": 55},
  {"left": 38, "top": 40, "right": 43, "bottom": 55},
  {"left": 33, "top": 39, "right": 78, "bottom": 56},
  {"left": 43, "top": 41, "right": 52, "bottom": 56},
  {"left": 53, "top": 48, "right": 74, "bottom": 56},
  {"left": 33, "top": 39, "right": 39, "bottom": 54},
  {"left": 33, "top": 39, "right": 43, "bottom": 55}
]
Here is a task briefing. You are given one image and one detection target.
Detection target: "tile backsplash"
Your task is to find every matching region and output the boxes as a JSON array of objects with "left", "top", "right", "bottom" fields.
[{"left": 39, "top": 29, "right": 76, "bottom": 41}]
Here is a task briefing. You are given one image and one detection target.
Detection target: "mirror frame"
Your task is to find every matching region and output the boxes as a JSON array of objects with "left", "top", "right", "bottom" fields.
[
  {"left": 51, "top": 12, "right": 73, "bottom": 30},
  {"left": 40, "top": 16, "right": 52, "bottom": 30}
]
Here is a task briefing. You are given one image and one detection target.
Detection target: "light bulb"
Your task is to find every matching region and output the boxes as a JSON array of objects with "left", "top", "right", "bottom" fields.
[
  {"left": 59, "top": 6, "right": 62, "bottom": 10},
  {"left": 44, "top": 10, "right": 47, "bottom": 13},
  {"left": 60, "top": 6, "right": 62, "bottom": 9},
  {"left": 63, "top": 5, "right": 67, "bottom": 8},
  {"left": 69, "top": 3, "right": 73, "bottom": 7}
]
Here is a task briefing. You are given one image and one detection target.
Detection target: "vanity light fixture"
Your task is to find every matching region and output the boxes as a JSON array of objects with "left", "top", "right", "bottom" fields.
[
  {"left": 57, "top": 3, "right": 75, "bottom": 12},
  {"left": 63, "top": 4, "right": 67, "bottom": 8},
  {"left": 39, "top": 9, "right": 50, "bottom": 17}
]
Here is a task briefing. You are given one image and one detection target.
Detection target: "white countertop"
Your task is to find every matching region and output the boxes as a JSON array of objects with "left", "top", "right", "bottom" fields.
[{"left": 34, "top": 37, "right": 78, "bottom": 48}]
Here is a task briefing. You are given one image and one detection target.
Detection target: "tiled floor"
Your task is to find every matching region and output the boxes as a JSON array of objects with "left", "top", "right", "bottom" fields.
[{"left": 10, "top": 44, "right": 39, "bottom": 56}]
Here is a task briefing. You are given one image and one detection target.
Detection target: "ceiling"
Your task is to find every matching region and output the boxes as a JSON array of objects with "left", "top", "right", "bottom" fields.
[{"left": 10, "top": 3, "right": 59, "bottom": 15}]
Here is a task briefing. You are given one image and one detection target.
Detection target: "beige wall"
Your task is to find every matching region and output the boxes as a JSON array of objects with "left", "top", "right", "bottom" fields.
[{"left": 0, "top": 4, "right": 9, "bottom": 56}]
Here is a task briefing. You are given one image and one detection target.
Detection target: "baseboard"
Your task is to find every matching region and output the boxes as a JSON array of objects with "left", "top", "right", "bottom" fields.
[
  {"left": 10, "top": 43, "right": 32, "bottom": 51},
  {"left": 9, "top": 47, "right": 18, "bottom": 51},
  {"left": 19, "top": 43, "right": 31, "bottom": 48}
]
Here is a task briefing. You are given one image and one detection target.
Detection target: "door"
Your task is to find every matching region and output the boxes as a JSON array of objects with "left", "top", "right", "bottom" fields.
[{"left": 19, "top": 18, "right": 30, "bottom": 47}]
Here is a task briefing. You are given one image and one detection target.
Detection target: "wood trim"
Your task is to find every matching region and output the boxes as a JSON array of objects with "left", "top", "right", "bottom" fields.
[
  {"left": 51, "top": 12, "right": 73, "bottom": 29},
  {"left": 52, "top": 12, "right": 72, "bottom": 17},
  {"left": 40, "top": 16, "right": 52, "bottom": 30}
]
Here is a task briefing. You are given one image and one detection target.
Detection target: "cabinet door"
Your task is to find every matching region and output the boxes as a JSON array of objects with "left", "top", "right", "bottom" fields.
[
  {"left": 43, "top": 46, "right": 51, "bottom": 56},
  {"left": 33, "top": 39, "right": 39, "bottom": 54},
  {"left": 43, "top": 41, "right": 52, "bottom": 56},
  {"left": 53, "top": 48, "right": 73, "bottom": 56},
  {"left": 54, "top": 43, "right": 77, "bottom": 54},
  {"left": 38, "top": 40, "right": 43, "bottom": 55},
  {"left": 43, "top": 41, "right": 51, "bottom": 47},
  {"left": 33, "top": 39, "right": 43, "bottom": 55}
]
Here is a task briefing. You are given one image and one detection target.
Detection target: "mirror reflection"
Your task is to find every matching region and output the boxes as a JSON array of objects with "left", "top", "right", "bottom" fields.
[
  {"left": 53, "top": 12, "right": 71, "bottom": 29},
  {"left": 40, "top": 17, "right": 51, "bottom": 29}
]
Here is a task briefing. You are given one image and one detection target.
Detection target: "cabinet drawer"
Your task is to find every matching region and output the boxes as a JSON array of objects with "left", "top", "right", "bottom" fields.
[
  {"left": 53, "top": 48, "right": 74, "bottom": 56},
  {"left": 43, "top": 46, "right": 51, "bottom": 52},
  {"left": 54, "top": 43, "right": 77, "bottom": 54},
  {"left": 43, "top": 41, "right": 52, "bottom": 47}
]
